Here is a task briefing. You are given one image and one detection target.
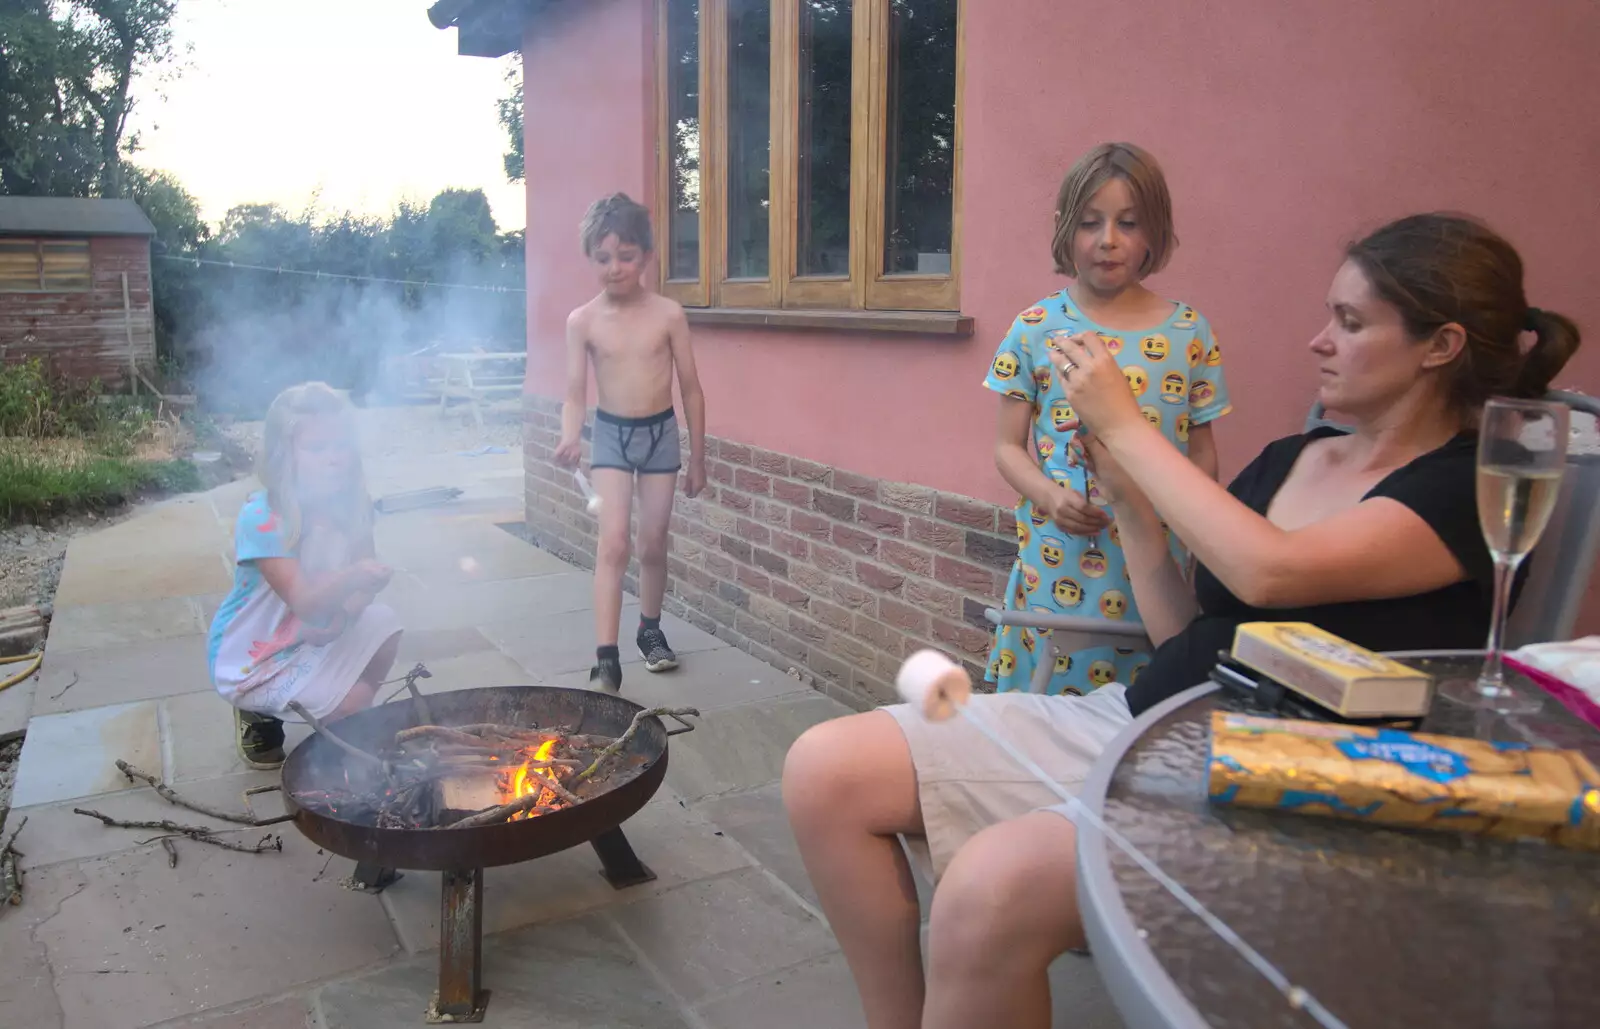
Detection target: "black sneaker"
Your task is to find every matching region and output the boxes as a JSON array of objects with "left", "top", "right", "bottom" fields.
[
  {"left": 589, "top": 655, "right": 624, "bottom": 693},
  {"left": 637, "top": 625, "right": 679, "bottom": 673},
  {"left": 235, "top": 709, "right": 286, "bottom": 770}
]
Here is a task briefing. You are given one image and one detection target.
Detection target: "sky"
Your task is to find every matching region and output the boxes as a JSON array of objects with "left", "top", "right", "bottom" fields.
[{"left": 126, "top": 0, "right": 526, "bottom": 231}]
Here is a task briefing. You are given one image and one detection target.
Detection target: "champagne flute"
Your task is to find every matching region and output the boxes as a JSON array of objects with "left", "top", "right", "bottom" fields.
[{"left": 1440, "top": 398, "right": 1570, "bottom": 711}]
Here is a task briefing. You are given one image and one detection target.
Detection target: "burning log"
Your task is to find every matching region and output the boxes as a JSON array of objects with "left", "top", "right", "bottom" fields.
[
  {"left": 292, "top": 705, "right": 697, "bottom": 831},
  {"left": 446, "top": 794, "right": 556, "bottom": 828}
]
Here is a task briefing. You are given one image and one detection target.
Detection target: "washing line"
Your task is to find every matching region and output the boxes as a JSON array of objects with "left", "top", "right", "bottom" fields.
[{"left": 153, "top": 254, "right": 527, "bottom": 294}]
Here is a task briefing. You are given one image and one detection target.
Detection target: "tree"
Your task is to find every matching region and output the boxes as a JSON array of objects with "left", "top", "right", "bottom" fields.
[
  {"left": 498, "top": 58, "right": 523, "bottom": 183},
  {"left": 0, "top": 0, "right": 180, "bottom": 198}
]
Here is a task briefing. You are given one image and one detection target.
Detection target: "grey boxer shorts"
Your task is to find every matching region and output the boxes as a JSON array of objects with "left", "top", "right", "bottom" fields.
[{"left": 590, "top": 408, "right": 681, "bottom": 475}]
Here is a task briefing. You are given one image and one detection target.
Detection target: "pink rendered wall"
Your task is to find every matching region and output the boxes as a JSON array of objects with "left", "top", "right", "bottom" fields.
[
  {"left": 523, "top": 0, "right": 1600, "bottom": 625},
  {"left": 521, "top": 0, "right": 656, "bottom": 398}
]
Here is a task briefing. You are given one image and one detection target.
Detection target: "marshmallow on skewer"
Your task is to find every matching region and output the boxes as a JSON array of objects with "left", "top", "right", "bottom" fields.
[
  {"left": 896, "top": 650, "right": 973, "bottom": 722},
  {"left": 573, "top": 469, "right": 603, "bottom": 515}
]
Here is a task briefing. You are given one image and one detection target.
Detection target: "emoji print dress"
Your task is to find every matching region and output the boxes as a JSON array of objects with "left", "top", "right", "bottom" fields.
[{"left": 982, "top": 292, "right": 1232, "bottom": 695}]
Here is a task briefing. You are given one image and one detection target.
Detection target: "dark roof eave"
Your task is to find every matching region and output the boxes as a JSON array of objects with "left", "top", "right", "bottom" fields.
[{"left": 427, "top": 0, "right": 539, "bottom": 59}]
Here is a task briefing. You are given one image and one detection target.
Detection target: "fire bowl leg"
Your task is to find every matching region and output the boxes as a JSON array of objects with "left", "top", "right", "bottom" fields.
[
  {"left": 591, "top": 827, "right": 657, "bottom": 889},
  {"left": 350, "top": 861, "right": 401, "bottom": 894},
  {"left": 428, "top": 867, "right": 489, "bottom": 1023}
]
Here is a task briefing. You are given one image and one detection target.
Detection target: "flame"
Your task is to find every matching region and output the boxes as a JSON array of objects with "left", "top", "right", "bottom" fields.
[{"left": 505, "top": 739, "right": 558, "bottom": 820}]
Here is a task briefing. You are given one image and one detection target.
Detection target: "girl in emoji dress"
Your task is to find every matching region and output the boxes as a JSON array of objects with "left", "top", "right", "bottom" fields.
[{"left": 984, "top": 143, "right": 1231, "bottom": 695}]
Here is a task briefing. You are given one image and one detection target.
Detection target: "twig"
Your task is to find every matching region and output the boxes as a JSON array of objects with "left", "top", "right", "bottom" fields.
[
  {"left": 399, "top": 663, "right": 433, "bottom": 725},
  {"left": 0, "top": 815, "right": 26, "bottom": 856},
  {"left": 577, "top": 707, "right": 699, "bottom": 782},
  {"left": 377, "top": 662, "right": 433, "bottom": 707},
  {"left": 394, "top": 725, "right": 490, "bottom": 747},
  {"left": 444, "top": 794, "right": 555, "bottom": 828},
  {"left": 1, "top": 815, "right": 27, "bottom": 906},
  {"left": 287, "top": 702, "right": 386, "bottom": 768},
  {"left": 115, "top": 761, "right": 294, "bottom": 826},
  {"left": 75, "top": 810, "right": 282, "bottom": 855},
  {"left": 160, "top": 837, "right": 177, "bottom": 868},
  {"left": 49, "top": 671, "right": 79, "bottom": 701}
]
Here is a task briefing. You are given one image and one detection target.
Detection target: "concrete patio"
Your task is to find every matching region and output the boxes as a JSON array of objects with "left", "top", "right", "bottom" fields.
[{"left": 0, "top": 412, "right": 1120, "bottom": 1028}]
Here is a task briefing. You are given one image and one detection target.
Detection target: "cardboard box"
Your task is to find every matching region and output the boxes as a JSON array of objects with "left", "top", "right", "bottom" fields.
[{"left": 1231, "top": 622, "right": 1433, "bottom": 718}]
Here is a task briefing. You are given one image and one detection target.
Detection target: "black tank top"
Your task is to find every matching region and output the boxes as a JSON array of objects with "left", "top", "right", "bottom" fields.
[{"left": 1125, "top": 428, "right": 1496, "bottom": 716}]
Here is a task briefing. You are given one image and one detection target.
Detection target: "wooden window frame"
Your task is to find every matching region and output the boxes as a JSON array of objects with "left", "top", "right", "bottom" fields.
[
  {"left": 0, "top": 238, "right": 93, "bottom": 293},
  {"left": 656, "top": 0, "right": 963, "bottom": 315}
]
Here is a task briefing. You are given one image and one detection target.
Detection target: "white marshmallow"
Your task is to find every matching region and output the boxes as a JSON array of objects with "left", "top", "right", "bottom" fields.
[
  {"left": 458, "top": 556, "right": 480, "bottom": 574},
  {"left": 896, "top": 649, "right": 972, "bottom": 722},
  {"left": 574, "top": 470, "right": 603, "bottom": 515}
]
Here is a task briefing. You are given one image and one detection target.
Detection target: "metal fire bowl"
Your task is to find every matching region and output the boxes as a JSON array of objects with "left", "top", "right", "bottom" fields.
[{"left": 281, "top": 685, "right": 672, "bottom": 871}]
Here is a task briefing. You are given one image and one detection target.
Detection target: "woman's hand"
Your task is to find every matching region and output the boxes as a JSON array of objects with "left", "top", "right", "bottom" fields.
[
  {"left": 1049, "top": 333, "right": 1145, "bottom": 441},
  {"left": 1080, "top": 429, "right": 1143, "bottom": 508}
]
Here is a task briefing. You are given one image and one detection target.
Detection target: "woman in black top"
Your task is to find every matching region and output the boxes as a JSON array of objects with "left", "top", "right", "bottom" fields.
[{"left": 783, "top": 214, "right": 1583, "bottom": 1029}]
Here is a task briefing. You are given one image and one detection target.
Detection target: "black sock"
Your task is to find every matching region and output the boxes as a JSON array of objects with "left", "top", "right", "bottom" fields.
[
  {"left": 639, "top": 615, "right": 661, "bottom": 632},
  {"left": 597, "top": 644, "right": 620, "bottom": 664}
]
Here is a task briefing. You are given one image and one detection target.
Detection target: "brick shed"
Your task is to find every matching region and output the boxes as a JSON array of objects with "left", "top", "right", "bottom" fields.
[{"left": 0, "top": 197, "right": 157, "bottom": 388}]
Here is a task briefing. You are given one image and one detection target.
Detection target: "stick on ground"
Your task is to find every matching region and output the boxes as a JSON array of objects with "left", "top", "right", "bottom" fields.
[
  {"left": 577, "top": 707, "right": 699, "bottom": 782},
  {"left": 116, "top": 760, "right": 294, "bottom": 827},
  {"left": 74, "top": 810, "right": 283, "bottom": 855}
]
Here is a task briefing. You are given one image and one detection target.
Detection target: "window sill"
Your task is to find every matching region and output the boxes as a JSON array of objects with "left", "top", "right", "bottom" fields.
[{"left": 685, "top": 306, "right": 974, "bottom": 337}]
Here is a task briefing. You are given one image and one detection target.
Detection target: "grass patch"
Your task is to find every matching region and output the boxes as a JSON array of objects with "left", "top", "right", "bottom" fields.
[
  {"left": 0, "top": 451, "right": 200, "bottom": 523},
  {"left": 0, "top": 359, "right": 203, "bottom": 524}
]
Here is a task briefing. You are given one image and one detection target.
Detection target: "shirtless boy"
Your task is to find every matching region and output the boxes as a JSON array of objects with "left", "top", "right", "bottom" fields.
[{"left": 553, "top": 193, "right": 707, "bottom": 693}]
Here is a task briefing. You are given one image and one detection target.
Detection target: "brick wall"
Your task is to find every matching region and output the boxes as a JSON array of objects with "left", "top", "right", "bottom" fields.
[{"left": 522, "top": 395, "right": 1012, "bottom": 709}]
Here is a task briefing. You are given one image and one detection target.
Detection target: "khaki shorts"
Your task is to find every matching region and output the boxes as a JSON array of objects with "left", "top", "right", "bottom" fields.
[{"left": 884, "top": 684, "right": 1133, "bottom": 883}]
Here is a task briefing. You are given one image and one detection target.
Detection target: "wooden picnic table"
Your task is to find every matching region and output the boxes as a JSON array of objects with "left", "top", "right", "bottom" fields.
[{"left": 437, "top": 351, "right": 526, "bottom": 428}]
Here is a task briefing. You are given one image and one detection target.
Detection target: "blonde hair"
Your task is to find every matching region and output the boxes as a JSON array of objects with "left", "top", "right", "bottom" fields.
[
  {"left": 1051, "top": 143, "right": 1177, "bottom": 278},
  {"left": 256, "top": 382, "right": 372, "bottom": 550}
]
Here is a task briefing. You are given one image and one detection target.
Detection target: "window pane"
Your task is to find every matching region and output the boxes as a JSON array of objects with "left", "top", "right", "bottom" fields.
[
  {"left": 883, "top": 0, "right": 956, "bottom": 276},
  {"left": 41, "top": 240, "right": 90, "bottom": 290},
  {"left": 0, "top": 241, "right": 41, "bottom": 291},
  {"left": 725, "top": 0, "right": 771, "bottom": 280},
  {"left": 796, "top": 0, "right": 852, "bottom": 277},
  {"left": 666, "top": 0, "right": 702, "bottom": 281}
]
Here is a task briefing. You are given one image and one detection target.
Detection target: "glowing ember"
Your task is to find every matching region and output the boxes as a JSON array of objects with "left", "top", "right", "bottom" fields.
[{"left": 504, "top": 739, "right": 558, "bottom": 820}]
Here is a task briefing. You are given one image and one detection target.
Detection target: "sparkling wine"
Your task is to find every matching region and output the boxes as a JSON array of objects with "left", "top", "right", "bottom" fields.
[{"left": 1476, "top": 465, "right": 1562, "bottom": 561}]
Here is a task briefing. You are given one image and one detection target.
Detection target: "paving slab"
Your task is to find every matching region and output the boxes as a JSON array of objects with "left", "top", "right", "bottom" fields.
[
  {"left": 391, "top": 626, "right": 495, "bottom": 665},
  {"left": 11, "top": 700, "right": 161, "bottom": 808},
  {"left": 381, "top": 571, "right": 594, "bottom": 632},
  {"left": 36, "top": 833, "right": 399, "bottom": 1029},
  {"left": 52, "top": 548, "right": 231, "bottom": 607},
  {"left": 607, "top": 866, "right": 836, "bottom": 1005},
  {"left": 693, "top": 951, "right": 866, "bottom": 1029},
  {"left": 661, "top": 692, "right": 853, "bottom": 802},
  {"left": 45, "top": 598, "right": 204, "bottom": 654},
  {"left": 692, "top": 783, "right": 818, "bottom": 912},
  {"left": 6, "top": 771, "right": 280, "bottom": 869},
  {"left": 158, "top": 995, "right": 316, "bottom": 1028},
  {"left": 378, "top": 788, "right": 753, "bottom": 952},
  {"left": 548, "top": 644, "right": 813, "bottom": 714},
  {"left": 161, "top": 691, "right": 247, "bottom": 783},
  {"left": 401, "top": 650, "right": 541, "bottom": 698},
  {"left": 316, "top": 912, "right": 690, "bottom": 1029},
  {"left": 375, "top": 514, "right": 571, "bottom": 583},
  {"left": 480, "top": 605, "right": 725, "bottom": 679},
  {"left": 1045, "top": 952, "right": 1126, "bottom": 1028},
  {"left": 0, "top": 857, "right": 85, "bottom": 1029},
  {"left": 31, "top": 634, "right": 213, "bottom": 717}
]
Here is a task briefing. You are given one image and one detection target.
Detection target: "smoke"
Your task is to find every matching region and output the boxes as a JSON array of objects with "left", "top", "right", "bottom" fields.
[{"left": 168, "top": 202, "right": 527, "bottom": 417}]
